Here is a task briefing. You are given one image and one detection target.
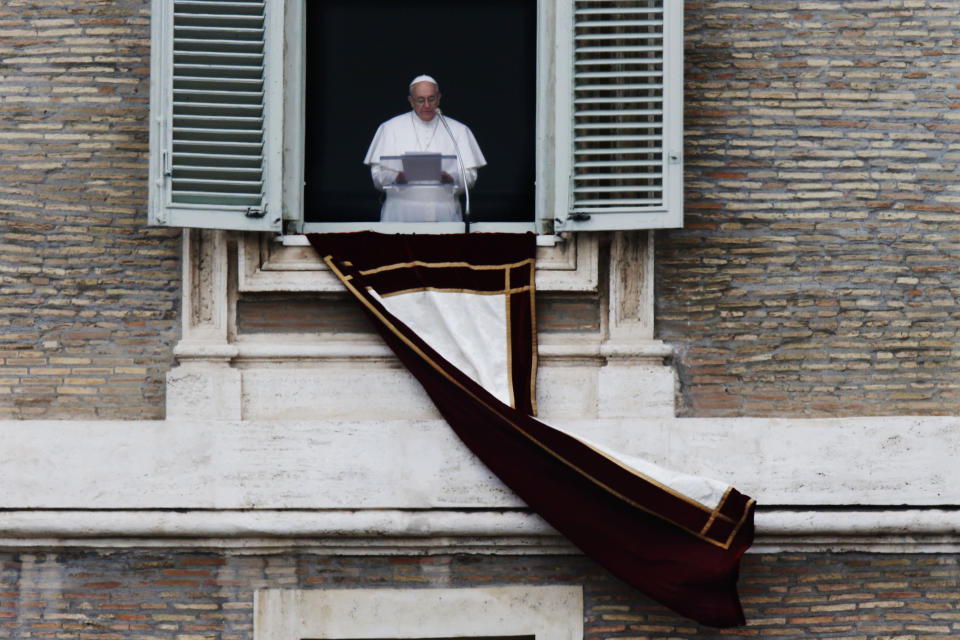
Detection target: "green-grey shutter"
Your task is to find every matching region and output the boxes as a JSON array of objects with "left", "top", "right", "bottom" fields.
[
  {"left": 554, "top": 0, "right": 683, "bottom": 231},
  {"left": 149, "top": 0, "right": 283, "bottom": 231}
]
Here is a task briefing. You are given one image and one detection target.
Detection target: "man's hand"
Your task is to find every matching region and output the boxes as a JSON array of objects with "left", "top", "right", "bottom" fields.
[
  {"left": 395, "top": 171, "right": 407, "bottom": 184},
  {"left": 440, "top": 171, "right": 454, "bottom": 184}
]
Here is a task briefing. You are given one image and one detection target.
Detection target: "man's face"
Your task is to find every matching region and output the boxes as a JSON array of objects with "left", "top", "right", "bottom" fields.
[{"left": 408, "top": 81, "right": 441, "bottom": 121}]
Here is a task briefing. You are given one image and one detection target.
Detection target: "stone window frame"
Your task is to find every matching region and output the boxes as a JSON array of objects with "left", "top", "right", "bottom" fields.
[
  {"left": 168, "top": 228, "right": 677, "bottom": 421},
  {"left": 254, "top": 586, "right": 583, "bottom": 640}
]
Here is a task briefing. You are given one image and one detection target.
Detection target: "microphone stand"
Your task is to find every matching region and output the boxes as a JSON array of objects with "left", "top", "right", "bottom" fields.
[{"left": 436, "top": 109, "right": 471, "bottom": 233}]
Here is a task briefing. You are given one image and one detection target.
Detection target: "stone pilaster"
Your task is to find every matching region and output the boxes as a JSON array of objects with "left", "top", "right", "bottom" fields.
[
  {"left": 166, "top": 229, "right": 241, "bottom": 419},
  {"left": 598, "top": 231, "right": 676, "bottom": 417}
]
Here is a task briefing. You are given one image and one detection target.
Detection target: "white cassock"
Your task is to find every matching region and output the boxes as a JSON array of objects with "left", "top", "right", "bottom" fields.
[{"left": 364, "top": 111, "right": 486, "bottom": 222}]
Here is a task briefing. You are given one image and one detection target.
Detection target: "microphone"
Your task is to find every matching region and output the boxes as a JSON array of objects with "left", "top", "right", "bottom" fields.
[{"left": 436, "top": 108, "right": 471, "bottom": 232}]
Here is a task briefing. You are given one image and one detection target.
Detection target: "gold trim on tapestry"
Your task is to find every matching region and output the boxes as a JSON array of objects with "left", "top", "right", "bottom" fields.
[
  {"left": 561, "top": 431, "right": 735, "bottom": 522},
  {"left": 379, "top": 285, "right": 533, "bottom": 298},
  {"left": 505, "top": 268, "right": 516, "bottom": 410},
  {"left": 722, "top": 497, "right": 755, "bottom": 548},
  {"left": 711, "top": 488, "right": 755, "bottom": 548},
  {"left": 527, "top": 261, "right": 538, "bottom": 417},
  {"left": 360, "top": 258, "right": 535, "bottom": 276},
  {"left": 325, "top": 256, "right": 750, "bottom": 549},
  {"left": 700, "top": 487, "right": 733, "bottom": 536}
]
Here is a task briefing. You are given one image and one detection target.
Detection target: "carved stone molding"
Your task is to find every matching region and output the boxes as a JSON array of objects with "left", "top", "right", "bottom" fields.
[
  {"left": 1, "top": 508, "right": 957, "bottom": 553},
  {"left": 606, "top": 230, "right": 657, "bottom": 342}
]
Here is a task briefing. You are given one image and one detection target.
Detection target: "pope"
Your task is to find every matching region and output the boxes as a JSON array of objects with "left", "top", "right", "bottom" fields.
[{"left": 363, "top": 75, "right": 486, "bottom": 222}]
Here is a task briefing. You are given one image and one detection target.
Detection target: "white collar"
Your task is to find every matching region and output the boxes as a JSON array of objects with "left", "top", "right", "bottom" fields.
[
  {"left": 411, "top": 110, "right": 438, "bottom": 128},
  {"left": 410, "top": 111, "right": 439, "bottom": 150}
]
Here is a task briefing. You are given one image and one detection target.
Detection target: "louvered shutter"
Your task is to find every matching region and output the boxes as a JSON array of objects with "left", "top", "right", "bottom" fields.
[
  {"left": 553, "top": 0, "right": 682, "bottom": 231},
  {"left": 149, "top": 0, "right": 284, "bottom": 231}
]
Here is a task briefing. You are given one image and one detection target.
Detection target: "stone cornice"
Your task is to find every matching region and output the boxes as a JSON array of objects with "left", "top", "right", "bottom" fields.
[{"left": 1, "top": 508, "right": 958, "bottom": 553}]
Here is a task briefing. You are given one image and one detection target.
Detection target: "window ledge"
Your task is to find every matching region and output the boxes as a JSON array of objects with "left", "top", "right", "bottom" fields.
[
  {"left": 277, "top": 233, "right": 563, "bottom": 247},
  {"left": 228, "top": 332, "right": 669, "bottom": 364}
]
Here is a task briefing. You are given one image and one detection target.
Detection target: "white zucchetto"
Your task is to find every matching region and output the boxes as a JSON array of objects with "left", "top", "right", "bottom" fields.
[{"left": 409, "top": 74, "right": 439, "bottom": 91}]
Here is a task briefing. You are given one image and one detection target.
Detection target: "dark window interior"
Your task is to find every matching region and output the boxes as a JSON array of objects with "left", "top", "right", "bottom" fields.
[{"left": 303, "top": 0, "right": 537, "bottom": 223}]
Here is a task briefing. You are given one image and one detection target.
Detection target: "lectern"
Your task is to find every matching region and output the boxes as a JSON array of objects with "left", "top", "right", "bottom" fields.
[{"left": 379, "top": 154, "right": 460, "bottom": 222}]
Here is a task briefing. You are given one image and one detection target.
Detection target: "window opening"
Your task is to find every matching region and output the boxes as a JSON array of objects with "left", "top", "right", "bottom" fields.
[{"left": 302, "top": 0, "right": 537, "bottom": 226}]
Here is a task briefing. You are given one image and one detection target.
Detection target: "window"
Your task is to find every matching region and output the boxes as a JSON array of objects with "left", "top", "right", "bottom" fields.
[
  {"left": 149, "top": 0, "right": 682, "bottom": 233},
  {"left": 254, "top": 587, "right": 583, "bottom": 640}
]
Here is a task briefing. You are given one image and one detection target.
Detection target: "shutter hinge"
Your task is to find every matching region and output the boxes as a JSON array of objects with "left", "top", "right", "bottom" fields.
[
  {"left": 555, "top": 211, "right": 591, "bottom": 228},
  {"left": 245, "top": 205, "right": 267, "bottom": 218}
]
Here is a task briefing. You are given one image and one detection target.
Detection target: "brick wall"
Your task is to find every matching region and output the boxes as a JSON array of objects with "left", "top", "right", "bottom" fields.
[
  {"left": 0, "top": 1, "right": 180, "bottom": 419},
  {"left": 0, "top": 551, "right": 957, "bottom": 639},
  {"left": 659, "top": 1, "right": 960, "bottom": 416}
]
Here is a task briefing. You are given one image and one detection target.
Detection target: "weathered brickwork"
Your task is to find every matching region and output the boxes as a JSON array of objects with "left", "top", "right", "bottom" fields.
[
  {"left": 658, "top": 1, "right": 960, "bottom": 416},
  {"left": 0, "top": 551, "right": 957, "bottom": 639},
  {"left": 0, "top": 1, "right": 181, "bottom": 418}
]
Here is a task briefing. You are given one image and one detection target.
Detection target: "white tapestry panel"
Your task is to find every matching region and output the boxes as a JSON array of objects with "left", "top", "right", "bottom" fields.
[
  {"left": 550, "top": 424, "right": 729, "bottom": 510},
  {"left": 372, "top": 289, "right": 511, "bottom": 406}
]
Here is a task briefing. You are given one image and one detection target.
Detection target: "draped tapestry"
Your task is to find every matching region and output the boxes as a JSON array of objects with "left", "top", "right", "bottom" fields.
[{"left": 308, "top": 231, "right": 755, "bottom": 628}]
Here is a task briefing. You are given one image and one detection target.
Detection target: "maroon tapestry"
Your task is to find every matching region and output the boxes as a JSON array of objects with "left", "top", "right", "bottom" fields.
[{"left": 308, "top": 231, "right": 755, "bottom": 628}]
